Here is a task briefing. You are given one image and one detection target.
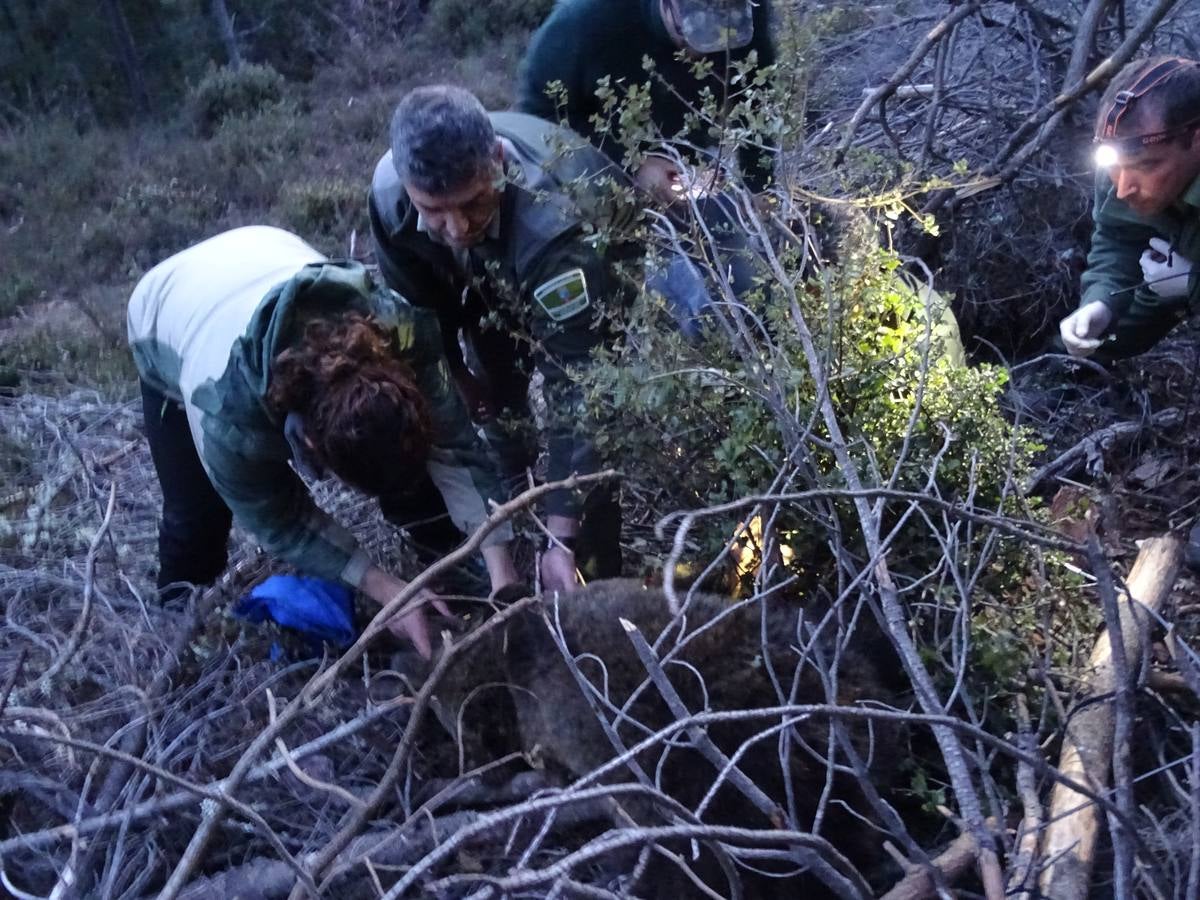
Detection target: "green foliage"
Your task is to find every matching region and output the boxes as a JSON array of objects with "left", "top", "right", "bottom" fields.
[
  {"left": 203, "top": 98, "right": 306, "bottom": 191},
  {"left": 0, "top": 277, "right": 40, "bottom": 320},
  {"left": 189, "top": 63, "right": 287, "bottom": 137},
  {"left": 424, "top": 0, "right": 554, "bottom": 49},
  {"left": 0, "top": 117, "right": 121, "bottom": 214},
  {"left": 279, "top": 178, "right": 366, "bottom": 246},
  {"left": 586, "top": 243, "right": 1026, "bottom": 526},
  {"left": 579, "top": 196, "right": 1054, "bottom": 707},
  {"left": 0, "top": 329, "right": 135, "bottom": 393},
  {"left": 84, "top": 179, "right": 224, "bottom": 279}
]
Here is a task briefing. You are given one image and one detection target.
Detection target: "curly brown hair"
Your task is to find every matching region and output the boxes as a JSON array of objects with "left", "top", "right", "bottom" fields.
[{"left": 268, "top": 313, "right": 433, "bottom": 494}]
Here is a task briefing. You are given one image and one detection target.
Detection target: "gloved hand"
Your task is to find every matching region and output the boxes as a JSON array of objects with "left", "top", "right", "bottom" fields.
[
  {"left": 1059, "top": 300, "right": 1113, "bottom": 357},
  {"left": 1140, "top": 237, "right": 1193, "bottom": 298}
]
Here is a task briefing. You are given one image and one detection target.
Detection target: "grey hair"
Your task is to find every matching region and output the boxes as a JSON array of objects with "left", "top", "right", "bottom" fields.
[{"left": 389, "top": 85, "right": 497, "bottom": 193}]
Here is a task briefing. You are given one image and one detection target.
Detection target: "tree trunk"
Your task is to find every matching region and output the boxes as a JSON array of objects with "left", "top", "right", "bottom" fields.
[
  {"left": 0, "top": 0, "right": 26, "bottom": 56},
  {"left": 210, "top": 0, "right": 243, "bottom": 69},
  {"left": 101, "top": 0, "right": 150, "bottom": 116}
]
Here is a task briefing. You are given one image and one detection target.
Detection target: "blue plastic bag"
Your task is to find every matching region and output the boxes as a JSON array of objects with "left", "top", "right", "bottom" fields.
[{"left": 233, "top": 574, "right": 356, "bottom": 651}]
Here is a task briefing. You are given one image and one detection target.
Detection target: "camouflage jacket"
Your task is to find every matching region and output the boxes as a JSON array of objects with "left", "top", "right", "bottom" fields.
[
  {"left": 128, "top": 227, "right": 509, "bottom": 587},
  {"left": 369, "top": 113, "right": 640, "bottom": 517}
]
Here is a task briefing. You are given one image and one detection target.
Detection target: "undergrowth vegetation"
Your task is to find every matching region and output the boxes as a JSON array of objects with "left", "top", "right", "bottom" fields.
[{"left": 0, "top": 0, "right": 528, "bottom": 389}]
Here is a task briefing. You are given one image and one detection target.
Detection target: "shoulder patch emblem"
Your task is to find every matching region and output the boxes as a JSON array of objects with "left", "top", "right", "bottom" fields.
[{"left": 533, "top": 268, "right": 590, "bottom": 322}]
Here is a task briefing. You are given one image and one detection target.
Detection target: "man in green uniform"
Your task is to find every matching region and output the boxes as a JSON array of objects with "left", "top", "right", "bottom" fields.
[
  {"left": 1059, "top": 56, "right": 1200, "bottom": 359},
  {"left": 518, "top": 0, "right": 776, "bottom": 198},
  {"left": 129, "top": 226, "right": 519, "bottom": 657},
  {"left": 369, "top": 86, "right": 639, "bottom": 592}
]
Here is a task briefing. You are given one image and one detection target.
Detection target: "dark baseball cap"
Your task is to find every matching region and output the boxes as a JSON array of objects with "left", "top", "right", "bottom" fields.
[{"left": 671, "top": 0, "right": 755, "bottom": 53}]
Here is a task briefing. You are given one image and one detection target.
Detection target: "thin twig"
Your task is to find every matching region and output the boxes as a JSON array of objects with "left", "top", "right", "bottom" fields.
[
  {"left": 266, "top": 689, "right": 366, "bottom": 811},
  {"left": 155, "top": 471, "right": 616, "bottom": 900},
  {"left": 39, "top": 482, "right": 116, "bottom": 692}
]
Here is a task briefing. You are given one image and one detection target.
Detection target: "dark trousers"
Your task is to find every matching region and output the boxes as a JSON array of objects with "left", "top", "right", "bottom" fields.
[
  {"left": 141, "top": 379, "right": 233, "bottom": 596},
  {"left": 652, "top": 193, "right": 770, "bottom": 338},
  {"left": 142, "top": 380, "right": 468, "bottom": 600}
]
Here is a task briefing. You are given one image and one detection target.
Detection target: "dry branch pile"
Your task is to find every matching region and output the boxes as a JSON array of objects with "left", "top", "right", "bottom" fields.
[{"left": 1, "top": 331, "right": 1199, "bottom": 899}]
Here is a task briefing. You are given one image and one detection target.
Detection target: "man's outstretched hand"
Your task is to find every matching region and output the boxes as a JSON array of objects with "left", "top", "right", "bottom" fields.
[{"left": 384, "top": 586, "right": 452, "bottom": 659}]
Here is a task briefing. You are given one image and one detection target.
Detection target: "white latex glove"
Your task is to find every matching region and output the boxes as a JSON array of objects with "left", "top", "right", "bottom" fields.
[
  {"left": 1059, "top": 300, "right": 1114, "bottom": 357},
  {"left": 1140, "top": 237, "right": 1193, "bottom": 299}
]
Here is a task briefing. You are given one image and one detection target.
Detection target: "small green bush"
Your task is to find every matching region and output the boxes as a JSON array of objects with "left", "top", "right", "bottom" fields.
[
  {"left": 0, "top": 276, "right": 40, "bottom": 319},
  {"left": 205, "top": 99, "right": 305, "bottom": 176},
  {"left": 278, "top": 177, "right": 365, "bottom": 247},
  {"left": 0, "top": 331, "right": 135, "bottom": 393},
  {"left": 84, "top": 179, "right": 223, "bottom": 278},
  {"left": 425, "top": 0, "right": 554, "bottom": 50},
  {"left": 189, "top": 63, "right": 287, "bottom": 137}
]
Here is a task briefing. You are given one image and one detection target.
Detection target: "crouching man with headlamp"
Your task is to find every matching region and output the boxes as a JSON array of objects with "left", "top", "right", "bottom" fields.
[{"left": 1059, "top": 56, "right": 1200, "bottom": 359}]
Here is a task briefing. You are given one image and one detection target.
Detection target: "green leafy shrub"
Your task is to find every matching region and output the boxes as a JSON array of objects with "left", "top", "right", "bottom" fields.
[
  {"left": 424, "top": 0, "right": 554, "bottom": 50},
  {"left": 0, "top": 276, "right": 40, "bottom": 319},
  {"left": 189, "top": 63, "right": 287, "bottom": 137},
  {"left": 579, "top": 206, "right": 1054, "bottom": 709},
  {"left": 83, "top": 179, "right": 224, "bottom": 278},
  {"left": 278, "top": 177, "right": 365, "bottom": 246},
  {"left": 205, "top": 97, "right": 305, "bottom": 168},
  {"left": 0, "top": 330, "right": 135, "bottom": 393}
]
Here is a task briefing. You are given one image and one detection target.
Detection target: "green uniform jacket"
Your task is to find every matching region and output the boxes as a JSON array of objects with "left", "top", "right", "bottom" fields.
[
  {"left": 369, "top": 112, "right": 640, "bottom": 518},
  {"left": 1080, "top": 171, "right": 1200, "bottom": 357},
  {"left": 517, "top": 0, "right": 776, "bottom": 191},
  {"left": 129, "top": 227, "right": 508, "bottom": 587}
]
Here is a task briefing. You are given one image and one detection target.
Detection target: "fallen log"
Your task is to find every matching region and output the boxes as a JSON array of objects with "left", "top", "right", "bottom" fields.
[
  {"left": 880, "top": 819, "right": 998, "bottom": 900},
  {"left": 1037, "top": 534, "right": 1183, "bottom": 900}
]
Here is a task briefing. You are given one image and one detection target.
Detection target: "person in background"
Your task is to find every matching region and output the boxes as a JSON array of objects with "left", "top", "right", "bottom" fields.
[
  {"left": 128, "top": 226, "right": 519, "bottom": 658},
  {"left": 518, "top": 0, "right": 776, "bottom": 201},
  {"left": 1059, "top": 56, "right": 1200, "bottom": 360},
  {"left": 519, "top": 0, "right": 777, "bottom": 337}
]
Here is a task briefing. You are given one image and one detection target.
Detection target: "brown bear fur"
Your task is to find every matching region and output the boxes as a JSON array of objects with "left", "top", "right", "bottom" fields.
[{"left": 431, "top": 579, "right": 898, "bottom": 897}]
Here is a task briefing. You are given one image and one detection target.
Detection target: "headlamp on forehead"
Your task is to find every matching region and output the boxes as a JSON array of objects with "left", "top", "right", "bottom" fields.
[
  {"left": 1093, "top": 143, "right": 1120, "bottom": 168},
  {"left": 1092, "top": 57, "right": 1200, "bottom": 169}
]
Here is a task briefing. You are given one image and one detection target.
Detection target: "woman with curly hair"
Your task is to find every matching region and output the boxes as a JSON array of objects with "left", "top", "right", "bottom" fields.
[{"left": 128, "top": 226, "right": 518, "bottom": 657}]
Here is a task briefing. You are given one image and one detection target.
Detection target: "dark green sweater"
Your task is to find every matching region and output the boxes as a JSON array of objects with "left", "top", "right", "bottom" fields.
[{"left": 518, "top": 0, "right": 776, "bottom": 191}]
